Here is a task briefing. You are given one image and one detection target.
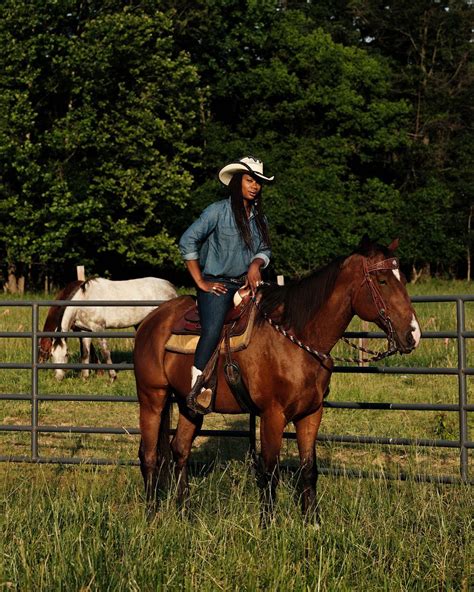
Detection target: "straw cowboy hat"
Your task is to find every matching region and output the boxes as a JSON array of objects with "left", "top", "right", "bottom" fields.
[{"left": 218, "top": 156, "right": 274, "bottom": 186}]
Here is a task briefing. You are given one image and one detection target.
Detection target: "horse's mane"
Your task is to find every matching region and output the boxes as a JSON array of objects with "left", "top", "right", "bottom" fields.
[
  {"left": 43, "top": 280, "right": 84, "bottom": 332},
  {"left": 258, "top": 257, "right": 346, "bottom": 334},
  {"left": 258, "top": 239, "right": 393, "bottom": 334},
  {"left": 80, "top": 276, "right": 99, "bottom": 292}
]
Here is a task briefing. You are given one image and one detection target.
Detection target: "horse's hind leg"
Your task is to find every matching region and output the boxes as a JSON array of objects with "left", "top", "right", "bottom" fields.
[
  {"left": 294, "top": 407, "right": 323, "bottom": 525},
  {"left": 97, "top": 337, "right": 117, "bottom": 381},
  {"left": 257, "top": 409, "right": 286, "bottom": 525},
  {"left": 171, "top": 402, "right": 203, "bottom": 511},
  {"left": 138, "top": 387, "right": 171, "bottom": 510}
]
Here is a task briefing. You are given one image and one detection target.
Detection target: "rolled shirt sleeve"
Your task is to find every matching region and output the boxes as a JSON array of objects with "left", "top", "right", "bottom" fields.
[
  {"left": 250, "top": 215, "right": 271, "bottom": 268},
  {"left": 179, "top": 203, "right": 220, "bottom": 261},
  {"left": 251, "top": 250, "right": 270, "bottom": 268}
]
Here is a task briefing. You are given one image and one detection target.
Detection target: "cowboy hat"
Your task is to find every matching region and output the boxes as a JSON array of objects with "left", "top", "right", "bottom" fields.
[{"left": 218, "top": 156, "right": 274, "bottom": 186}]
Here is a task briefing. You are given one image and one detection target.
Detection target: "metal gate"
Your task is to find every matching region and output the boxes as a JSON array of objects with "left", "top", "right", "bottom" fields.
[{"left": 0, "top": 296, "right": 472, "bottom": 484}]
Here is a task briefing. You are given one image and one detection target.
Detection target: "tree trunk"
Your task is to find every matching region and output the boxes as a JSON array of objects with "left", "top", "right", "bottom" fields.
[
  {"left": 5, "top": 263, "right": 25, "bottom": 294},
  {"left": 6, "top": 264, "right": 18, "bottom": 293}
]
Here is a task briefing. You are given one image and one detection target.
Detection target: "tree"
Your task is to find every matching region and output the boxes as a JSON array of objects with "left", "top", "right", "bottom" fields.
[
  {"left": 0, "top": 0, "right": 202, "bottom": 290},
  {"left": 167, "top": 4, "right": 411, "bottom": 274},
  {"left": 346, "top": 0, "right": 474, "bottom": 276}
]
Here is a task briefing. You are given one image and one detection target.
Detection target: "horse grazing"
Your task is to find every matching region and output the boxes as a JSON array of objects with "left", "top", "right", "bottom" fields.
[
  {"left": 134, "top": 238, "right": 421, "bottom": 523},
  {"left": 40, "top": 277, "right": 178, "bottom": 380},
  {"left": 39, "top": 280, "right": 103, "bottom": 374}
]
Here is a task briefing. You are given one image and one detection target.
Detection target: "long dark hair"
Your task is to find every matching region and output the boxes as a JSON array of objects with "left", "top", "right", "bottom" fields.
[{"left": 228, "top": 173, "right": 271, "bottom": 251}]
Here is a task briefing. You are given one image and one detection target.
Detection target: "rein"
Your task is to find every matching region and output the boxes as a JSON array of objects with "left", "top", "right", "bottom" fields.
[{"left": 254, "top": 256, "right": 400, "bottom": 365}]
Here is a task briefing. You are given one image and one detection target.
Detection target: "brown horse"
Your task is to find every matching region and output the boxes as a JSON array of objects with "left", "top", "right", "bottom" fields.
[{"left": 134, "top": 238, "right": 421, "bottom": 522}]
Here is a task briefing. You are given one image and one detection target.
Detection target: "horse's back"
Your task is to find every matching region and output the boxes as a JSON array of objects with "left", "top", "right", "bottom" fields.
[
  {"left": 72, "top": 277, "right": 178, "bottom": 329},
  {"left": 86, "top": 277, "right": 177, "bottom": 300}
]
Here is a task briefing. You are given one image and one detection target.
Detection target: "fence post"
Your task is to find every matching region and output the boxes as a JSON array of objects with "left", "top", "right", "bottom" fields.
[
  {"left": 456, "top": 298, "right": 469, "bottom": 482},
  {"left": 77, "top": 266, "right": 85, "bottom": 281},
  {"left": 31, "top": 303, "right": 39, "bottom": 461}
]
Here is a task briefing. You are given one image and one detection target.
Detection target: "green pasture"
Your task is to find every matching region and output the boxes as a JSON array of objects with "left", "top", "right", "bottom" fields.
[
  {"left": 0, "top": 280, "right": 472, "bottom": 476},
  {"left": 0, "top": 281, "right": 473, "bottom": 590}
]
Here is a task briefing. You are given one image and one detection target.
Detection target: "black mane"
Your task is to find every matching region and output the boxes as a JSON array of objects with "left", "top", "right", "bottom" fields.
[
  {"left": 44, "top": 280, "right": 84, "bottom": 332},
  {"left": 257, "top": 239, "right": 395, "bottom": 334},
  {"left": 258, "top": 257, "right": 346, "bottom": 334}
]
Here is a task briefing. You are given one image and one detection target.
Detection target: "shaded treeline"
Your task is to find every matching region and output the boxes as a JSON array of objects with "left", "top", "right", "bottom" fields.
[{"left": 1, "top": 0, "right": 472, "bottom": 290}]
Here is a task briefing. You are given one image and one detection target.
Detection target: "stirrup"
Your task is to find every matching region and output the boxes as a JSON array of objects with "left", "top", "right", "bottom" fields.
[{"left": 186, "top": 384, "right": 213, "bottom": 416}]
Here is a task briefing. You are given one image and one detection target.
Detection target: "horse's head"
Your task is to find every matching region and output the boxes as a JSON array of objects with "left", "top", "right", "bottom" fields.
[
  {"left": 50, "top": 336, "right": 68, "bottom": 380},
  {"left": 350, "top": 236, "right": 421, "bottom": 354}
]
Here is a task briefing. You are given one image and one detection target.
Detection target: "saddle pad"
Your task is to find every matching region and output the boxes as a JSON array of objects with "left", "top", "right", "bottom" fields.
[{"left": 165, "top": 307, "right": 256, "bottom": 354}]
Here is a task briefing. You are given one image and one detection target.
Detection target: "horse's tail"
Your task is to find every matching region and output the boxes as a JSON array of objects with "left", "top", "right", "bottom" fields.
[{"left": 157, "top": 394, "right": 173, "bottom": 490}]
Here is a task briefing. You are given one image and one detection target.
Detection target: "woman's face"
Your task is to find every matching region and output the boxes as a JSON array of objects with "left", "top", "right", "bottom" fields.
[{"left": 241, "top": 174, "right": 262, "bottom": 202}]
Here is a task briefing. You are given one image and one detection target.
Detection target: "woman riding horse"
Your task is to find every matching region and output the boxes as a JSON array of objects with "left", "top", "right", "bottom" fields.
[
  {"left": 178, "top": 156, "right": 273, "bottom": 414},
  {"left": 134, "top": 236, "right": 420, "bottom": 524}
]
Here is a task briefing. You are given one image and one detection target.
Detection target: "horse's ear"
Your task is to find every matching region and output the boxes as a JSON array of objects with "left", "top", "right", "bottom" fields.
[
  {"left": 358, "top": 234, "right": 372, "bottom": 254},
  {"left": 388, "top": 238, "right": 399, "bottom": 252}
]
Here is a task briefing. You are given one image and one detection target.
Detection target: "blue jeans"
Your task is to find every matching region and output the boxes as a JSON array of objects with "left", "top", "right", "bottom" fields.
[{"left": 194, "top": 276, "right": 243, "bottom": 370}]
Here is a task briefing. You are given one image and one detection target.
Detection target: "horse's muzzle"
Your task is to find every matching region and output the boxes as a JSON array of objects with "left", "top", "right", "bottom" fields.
[{"left": 396, "top": 329, "right": 418, "bottom": 354}]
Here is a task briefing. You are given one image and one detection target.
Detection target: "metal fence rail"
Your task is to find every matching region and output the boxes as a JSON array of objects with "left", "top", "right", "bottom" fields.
[{"left": 0, "top": 296, "right": 472, "bottom": 484}]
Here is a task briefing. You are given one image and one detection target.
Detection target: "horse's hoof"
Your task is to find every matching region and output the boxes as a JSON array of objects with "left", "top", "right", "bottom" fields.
[
  {"left": 109, "top": 374, "right": 117, "bottom": 384},
  {"left": 304, "top": 509, "right": 321, "bottom": 529}
]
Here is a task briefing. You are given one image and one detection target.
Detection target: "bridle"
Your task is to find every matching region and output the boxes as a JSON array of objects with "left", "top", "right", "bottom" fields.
[
  {"left": 355, "top": 256, "right": 400, "bottom": 355},
  {"left": 253, "top": 255, "right": 401, "bottom": 365}
]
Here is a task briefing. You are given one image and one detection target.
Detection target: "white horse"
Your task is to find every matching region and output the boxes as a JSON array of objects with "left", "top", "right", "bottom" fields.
[{"left": 45, "top": 277, "right": 178, "bottom": 380}]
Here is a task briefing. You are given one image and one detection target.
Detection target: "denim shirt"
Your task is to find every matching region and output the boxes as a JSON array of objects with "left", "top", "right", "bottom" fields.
[{"left": 179, "top": 198, "right": 271, "bottom": 278}]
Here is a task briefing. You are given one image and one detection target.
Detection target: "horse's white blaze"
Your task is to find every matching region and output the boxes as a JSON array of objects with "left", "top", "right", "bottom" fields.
[
  {"left": 411, "top": 314, "right": 421, "bottom": 347},
  {"left": 51, "top": 338, "right": 68, "bottom": 380},
  {"left": 392, "top": 269, "right": 401, "bottom": 281}
]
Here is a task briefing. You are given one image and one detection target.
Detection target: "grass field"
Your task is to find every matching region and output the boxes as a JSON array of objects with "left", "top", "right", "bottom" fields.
[{"left": 0, "top": 280, "right": 473, "bottom": 590}]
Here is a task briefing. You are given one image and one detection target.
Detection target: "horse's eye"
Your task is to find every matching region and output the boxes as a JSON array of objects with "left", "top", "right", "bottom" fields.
[{"left": 378, "top": 279, "right": 387, "bottom": 285}]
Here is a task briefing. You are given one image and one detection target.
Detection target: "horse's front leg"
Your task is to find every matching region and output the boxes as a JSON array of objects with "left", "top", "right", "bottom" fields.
[
  {"left": 294, "top": 406, "right": 323, "bottom": 526},
  {"left": 97, "top": 337, "right": 117, "bottom": 381},
  {"left": 79, "top": 336, "right": 92, "bottom": 379},
  {"left": 257, "top": 408, "right": 286, "bottom": 526}
]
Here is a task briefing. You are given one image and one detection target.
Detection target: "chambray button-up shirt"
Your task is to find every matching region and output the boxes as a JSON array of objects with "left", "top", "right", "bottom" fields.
[{"left": 179, "top": 198, "right": 271, "bottom": 278}]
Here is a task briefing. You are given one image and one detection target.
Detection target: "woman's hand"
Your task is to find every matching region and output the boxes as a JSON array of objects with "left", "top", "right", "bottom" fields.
[
  {"left": 197, "top": 279, "right": 228, "bottom": 296},
  {"left": 247, "top": 259, "right": 264, "bottom": 294},
  {"left": 185, "top": 260, "right": 227, "bottom": 296}
]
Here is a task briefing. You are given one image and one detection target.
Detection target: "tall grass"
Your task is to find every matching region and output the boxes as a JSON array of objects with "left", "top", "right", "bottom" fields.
[
  {"left": 1, "top": 461, "right": 472, "bottom": 591},
  {"left": 0, "top": 280, "right": 473, "bottom": 589}
]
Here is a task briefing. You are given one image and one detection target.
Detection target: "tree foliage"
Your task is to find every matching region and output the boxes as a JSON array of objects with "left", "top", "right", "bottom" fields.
[
  {"left": 0, "top": 0, "right": 472, "bottom": 288},
  {"left": 0, "top": 0, "right": 201, "bottom": 285}
]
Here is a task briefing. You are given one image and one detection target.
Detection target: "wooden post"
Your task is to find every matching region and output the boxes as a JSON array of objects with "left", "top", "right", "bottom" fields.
[{"left": 76, "top": 265, "right": 85, "bottom": 281}]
